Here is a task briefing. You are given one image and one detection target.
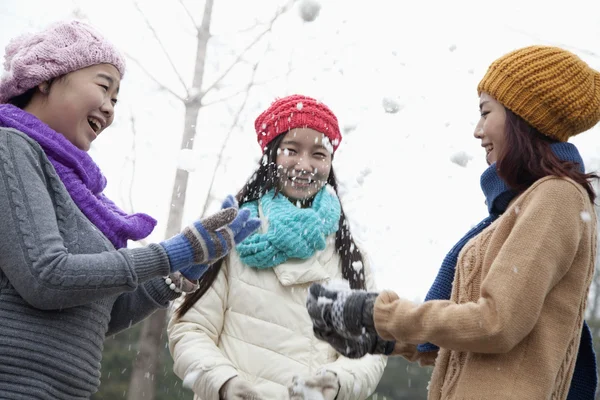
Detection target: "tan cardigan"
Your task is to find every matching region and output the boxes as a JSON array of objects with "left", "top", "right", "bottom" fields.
[{"left": 373, "top": 177, "right": 596, "bottom": 400}]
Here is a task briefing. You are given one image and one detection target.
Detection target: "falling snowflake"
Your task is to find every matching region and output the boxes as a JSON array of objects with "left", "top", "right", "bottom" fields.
[
  {"left": 356, "top": 167, "right": 372, "bottom": 185},
  {"left": 322, "top": 137, "right": 334, "bottom": 154},
  {"left": 297, "top": 102, "right": 304, "bottom": 110},
  {"left": 581, "top": 211, "right": 592, "bottom": 222},
  {"left": 352, "top": 260, "right": 363, "bottom": 272}
]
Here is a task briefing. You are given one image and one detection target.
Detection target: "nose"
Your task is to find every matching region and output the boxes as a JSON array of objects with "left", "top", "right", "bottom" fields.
[
  {"left": 100, "top": 98, "right": 115, "bottom": 121},
  {"left": 473, "top": 122, "right": 484, "bottom": 139},
  {"left": 293, "top": 156, "right": 312, "bottom": 173}
]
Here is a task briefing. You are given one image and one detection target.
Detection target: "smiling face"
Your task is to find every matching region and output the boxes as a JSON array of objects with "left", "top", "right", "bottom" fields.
[
  {"left": 25, "top": 63, "right": 120, "bottom": 151},
  {"left": 275, "top": 128, "right": 333, "bottom": 202},
  {"left": 474, "top": 92, "right": 507, "bottom": 165}
]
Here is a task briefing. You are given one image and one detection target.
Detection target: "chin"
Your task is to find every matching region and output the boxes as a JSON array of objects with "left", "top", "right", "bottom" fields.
[{"left": 282, "top": 189, "right": 315, "bottom": 202}]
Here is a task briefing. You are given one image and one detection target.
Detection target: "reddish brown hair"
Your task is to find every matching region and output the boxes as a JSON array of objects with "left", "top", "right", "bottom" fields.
[{"left": 497, "top": 109, "right": 597, "bottom": 202}]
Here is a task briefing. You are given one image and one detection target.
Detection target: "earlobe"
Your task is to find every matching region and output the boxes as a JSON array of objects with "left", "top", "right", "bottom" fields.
[{"left": 38, "top": 82, "right": 50, "bottom": 95}]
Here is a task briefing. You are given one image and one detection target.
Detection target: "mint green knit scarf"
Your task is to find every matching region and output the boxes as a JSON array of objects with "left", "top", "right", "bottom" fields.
[{"left": 236, "top": 186, "right": 341, "bottom": 269}]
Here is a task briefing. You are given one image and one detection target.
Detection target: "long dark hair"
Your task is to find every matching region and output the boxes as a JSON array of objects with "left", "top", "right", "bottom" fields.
[
  {"left": 176, "top": 134, "right": 366, "bottom": 318},
  {"left": 497, "top": 108, "right": 597, "bottom": 202}
]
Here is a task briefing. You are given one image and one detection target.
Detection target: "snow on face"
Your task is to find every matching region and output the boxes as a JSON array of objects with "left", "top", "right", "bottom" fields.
[{"left": 276, "top": 128, "right": 332, "bottom": 202}]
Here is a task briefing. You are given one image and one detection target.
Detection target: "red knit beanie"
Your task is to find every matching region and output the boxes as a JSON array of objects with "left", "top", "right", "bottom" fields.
[{"left": 254, "top": 94, "right": 342, "bottom": 153}]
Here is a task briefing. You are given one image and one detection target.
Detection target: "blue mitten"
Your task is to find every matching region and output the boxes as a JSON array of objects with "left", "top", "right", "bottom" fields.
[
  {"left": 221, "top": 195, "right": 261, "bottom": 244},
  {"left": 179, "top": 263, "right": 210, "bottom": 281},
  {"left": 177, "top": 195, "right": 261, "bottom": 280}
]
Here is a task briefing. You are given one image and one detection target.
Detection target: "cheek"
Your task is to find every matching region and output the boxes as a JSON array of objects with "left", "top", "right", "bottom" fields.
[{"left": 316, "top": 160, "right": 332, "bottom": 179}]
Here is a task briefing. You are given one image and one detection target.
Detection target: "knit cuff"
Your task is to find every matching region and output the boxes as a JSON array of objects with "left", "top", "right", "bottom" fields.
[
  {"left": 159, "top": 235, "right": 193, "bottom": 272},
  {"left": 373, "top": 290, "right": 401, "bottom": 341},
  {"left": 180, "top": 263, "right": 210, "bottom": 281},
  {"left": 129, "top": 244, "right": 171, "bottom": 282},
  {"left": 144, "top": 277, "right": 181, "bottom": 305}
]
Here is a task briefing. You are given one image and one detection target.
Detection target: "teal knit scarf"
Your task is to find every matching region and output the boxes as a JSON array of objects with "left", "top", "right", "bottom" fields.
[{"left": 236, "top": 186, "right": 341, "bottom": 269}]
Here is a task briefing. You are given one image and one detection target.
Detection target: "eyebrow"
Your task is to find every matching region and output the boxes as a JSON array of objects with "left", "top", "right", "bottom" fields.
[
  {"left": 479, "top": 100, "right": 489, "bottom": 110},
  {"left": 281, "top": 140, "right": 327, "bottom": 150},
  {"left": 96, "top": 73, "right": 120, "bottom": 93}
]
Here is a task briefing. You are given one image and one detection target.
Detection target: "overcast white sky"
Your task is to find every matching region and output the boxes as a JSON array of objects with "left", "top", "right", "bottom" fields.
[{"left": 1, "top": 0, "right": 600, "bottom": 301}]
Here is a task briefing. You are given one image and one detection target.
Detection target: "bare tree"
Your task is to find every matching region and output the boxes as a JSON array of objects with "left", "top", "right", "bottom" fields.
[{"left": 125, "top": 1, "right": 297, "bottom": 399}]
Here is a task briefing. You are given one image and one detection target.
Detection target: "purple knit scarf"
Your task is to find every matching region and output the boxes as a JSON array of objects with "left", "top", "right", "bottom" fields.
[{"left": 0, "top": 104, "right": 156, "bottom": 249}]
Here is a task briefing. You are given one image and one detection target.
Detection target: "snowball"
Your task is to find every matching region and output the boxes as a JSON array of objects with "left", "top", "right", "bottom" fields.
[
  {"left": 298, "top": 0, "right": 321, "bottom": 22},
  {"left": 323, "top": 279, "right": 350, "bottom": 292},
  {"left": 382, "top": 96, "right": 402, "bottom": 114},
  {"left": 449, "top": 151, "right": 472, "bottom": 167},
  {"left": 290, "top": 377, "right": 325, "bottom": 400},
  {"left": 177, "top": 148, "right": 197, "bottom": 172}
]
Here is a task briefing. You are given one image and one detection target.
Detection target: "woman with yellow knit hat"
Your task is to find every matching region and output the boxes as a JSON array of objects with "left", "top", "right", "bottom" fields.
[{"left": 306, "top": 45, "right": 600, "bottom": 400}]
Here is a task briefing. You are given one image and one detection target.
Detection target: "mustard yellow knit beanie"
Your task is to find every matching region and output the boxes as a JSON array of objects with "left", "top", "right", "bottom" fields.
[{"left": 478, "top": 46, "right": 600, "bottom": 142}]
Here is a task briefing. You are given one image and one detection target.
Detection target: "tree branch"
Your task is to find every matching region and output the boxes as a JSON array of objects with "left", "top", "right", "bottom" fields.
[
  {"left": 200, "top": 69, "right": 299, "bottom": 107},
  {"left": 133, "top": 0, "right": 190, "bottom": 95},
  {"left": 177, "top": 0, "right": 200, "bottom": 31},
  {"left": 126, "top": 53, "right": 185, "bottom": 101},
  {"left": 199, "top": 0, "right": 298, "bottom": 99},
  {"left": 200, "top": 46, "right": 271, "bottom": 216}
]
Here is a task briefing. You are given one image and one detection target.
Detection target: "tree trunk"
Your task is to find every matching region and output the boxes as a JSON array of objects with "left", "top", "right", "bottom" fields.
[
  {"left": 126, "top": 1, "right": 214, "bottom": 399},
  {"left": 125, "top": 308, "right": 166, "bottom": 400}
]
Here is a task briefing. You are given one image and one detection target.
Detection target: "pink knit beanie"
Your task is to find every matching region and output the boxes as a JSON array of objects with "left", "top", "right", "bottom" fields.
[{"left": 0, "top": 20, "right": 126, "bottom": 103}]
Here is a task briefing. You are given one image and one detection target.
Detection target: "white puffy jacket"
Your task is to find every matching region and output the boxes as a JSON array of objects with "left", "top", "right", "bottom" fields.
[{"left": 168, "top": 210, "right": 386, "bottom": 400}]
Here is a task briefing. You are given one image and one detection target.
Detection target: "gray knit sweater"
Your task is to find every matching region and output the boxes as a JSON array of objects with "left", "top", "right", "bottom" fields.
[{"left": 0, "top": 128, "right": 179, "bottom": 399}]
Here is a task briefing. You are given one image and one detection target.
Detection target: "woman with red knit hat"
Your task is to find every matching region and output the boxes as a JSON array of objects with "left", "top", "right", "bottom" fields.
[{"left": 168, "top": 95, "right": 387, "bottom": 400}]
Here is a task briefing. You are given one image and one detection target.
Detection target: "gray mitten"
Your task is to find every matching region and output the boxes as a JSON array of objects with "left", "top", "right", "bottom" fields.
[
  {"left": 307, "top": 282, "right": 378, "bottom": 338},
  {"left": 313, "top": 327, "right": 395, "bottom": 359}
]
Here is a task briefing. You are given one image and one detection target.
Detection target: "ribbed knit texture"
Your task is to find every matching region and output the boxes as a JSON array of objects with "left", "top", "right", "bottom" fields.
[
  {"left": 477, "top": 45, "right": 600, "bottom": 141},
  {"left": 418, "top": 142, "right": 596, "bottom": 399},
  {"left": 0, "top": 20, "right": 126, "bottom": 103},
  {"left": 236, "top": 186, "right": 341, "bottom": 268},
  {"left": 0, "top": 128, "right": 176, "bottom": 399},
  {"left": 375, "top": 174, "right": 596, "bottom": 399},
  {"left": 254, "top": 94, "right": 342, "bottom": 151},
  {"left": 0, "top": 104, "right": 156, "bottom": 249}
]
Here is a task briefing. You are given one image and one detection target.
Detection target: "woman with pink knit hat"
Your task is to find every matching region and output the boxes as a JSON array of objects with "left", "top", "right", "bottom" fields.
[
  {"left": 0, "top": 20, "right": 259, "bottom": 399},
  {"left": 307, "top": 46, "right": 600, "bottom": 400},
  {"left": 168, "top": 95, "right": 387, "bottom": 400}
]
